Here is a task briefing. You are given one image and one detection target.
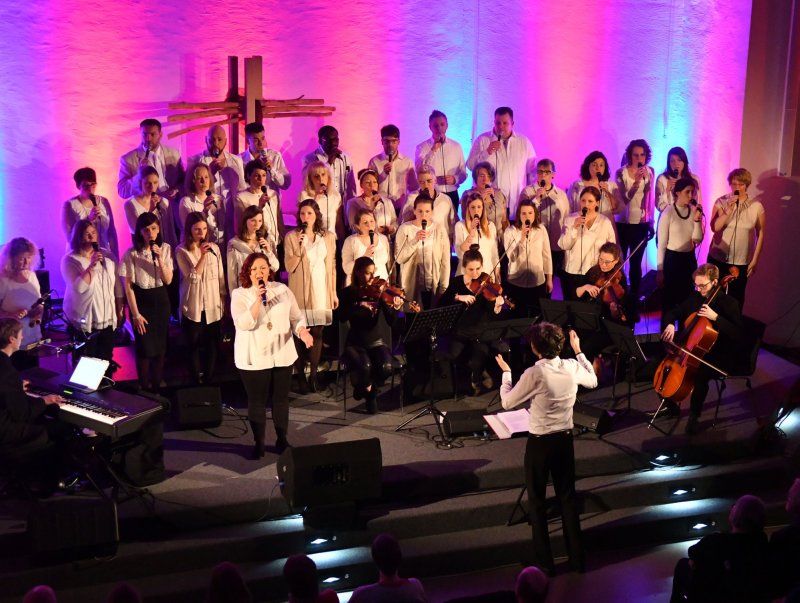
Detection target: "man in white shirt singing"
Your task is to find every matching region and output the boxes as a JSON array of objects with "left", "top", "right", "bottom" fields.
[
  {"left": 497, "top": 322, "right": 597, "bottom": 575},
  {"left": 240, "top": 122, "right": 292, "bottom": 197},
  {"left": 118, "top": 118, "right": 185, "bottom": 202},
  {"left": 415, "top": 109, "right": 467, "bottom": 214},
  {"left": 467, "top": 106, "right": 536, "bottom": 220}
]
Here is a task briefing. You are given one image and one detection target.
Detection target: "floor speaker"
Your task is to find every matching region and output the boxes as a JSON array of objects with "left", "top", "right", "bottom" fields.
[
  {"left": 175, "top": 386, "right": 222, "bottom": 429},
  {"left": 277, "top": 438, "right": 382, "bottom": 507},
  {"left": 444, "top": 409, "right": 490, "bottom": 437},
  {"left": 573, "top": 402, "right": 612, "bottom": 434},
  {"left": 27, "top": 497, "right": 118, "bottom": 561}
]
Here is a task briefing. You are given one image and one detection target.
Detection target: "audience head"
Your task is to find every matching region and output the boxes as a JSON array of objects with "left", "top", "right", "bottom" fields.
[
  {"left": 238, "top": 205, "right": 266, "bottom": 240},
  {"left": 1, "top": 237, "right": 37, "bottom": 276},
  {"left": 473, "top": 161, "right": 496, "bottom": 190},
  {"left": 139, "top": 118, "right": 162, "bottom": 151},
  {"left": 624, "top": 138, "right": 652, "bottom": 167},
  {"left": 727, "top": 167, "right": 752, "bottom": 189},
  {"left": 515, "top": 199, "right": 540, "bottom": 229},
  {"left": 664, "top": 146, "right": 692, "bottom": 178},
  {"left": 239, "top": 253, "right": 271, "bottom": 288},
  {"left": 528, "top": 322, "right": 565, "bottom": 359},
  {"left": 105, "top": 583, "right": 142, "bottom": 603},
  {"left": 786, "top": 478, "right": 800, "bottom": 516},
  {"left": 283, "top": 554, "right": 320, "bottom": 602},
  {"left": 352, "top": 256, "right": 376, "bottom": 289},
  {"left": 370, "top": 533, "right": 403, "bottom": 577},
  {"left": 318, "top": 125, "right": 339, "bottom": 154},
  {"left": 515, "top": 566, "right": 549, "bottom": 603},
  {"left": 729, "top": 494, "right": 766, "bottom": 534},
  {"left": 183, "top": 211, "right": 209, "bottom": 247},
  {"left": 0, "top": 317, "right": 23, "bottom": 350},
  {"left": 68, "top": 219, "right": 98, "bottom": 253},
  {"left": 429, "top": 109, "right": 448, "bottom": 140},
  {"left": 138, "top": 165, "right": 160, "bottom": 196},
  {"left": 22, "top": 586, "right": 57, "bottom": 603},
  {"left": 132, "top": 212, "right": 162, "bottom": 251},
  {"left": 205, "top": 561, "right": 252, "bottom": 603},
  {"left": 73, "top": 166, "right": 97, "bottom": 189},
  {"left": 580, "top": 151, "right": 610, "bottom": 182},
  {"left": 244, "top": 122, "right": 266, "bottom": 153},
  {"left": 493, "top": 106, "right": 514, "bottom": 137}
]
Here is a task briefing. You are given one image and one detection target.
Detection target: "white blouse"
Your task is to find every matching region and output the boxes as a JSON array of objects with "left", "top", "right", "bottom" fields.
[
  {"left": 400, "top": 191, "right": 455, "bottom": 240},
  {"left": 520, "top": 184, "right": 571, "bottom": 250},
  {"left": 0, "top": 272, "right": 42, "bottom": 346},
  {"left": 708, "top": 197, "right": 765, "bottom": 266},
  {"left": 656, "top": 173, "right": 703, "bottom": 212},
  {"left": 231, "top": 282, "right": 307, "bottom": 371},
  {"left": 175, "top": 243, "right": 225, "bottom": 324},
  {"left": 234, "top": 188, "right": 282, "bottom": 248},
  {"left": 303, "top": 235, "right": 332, "bottom": 326},
  {"left": 454, "top": 221, "right": 499, "bottom": 276},
  {"left": 615, "top": 166, "right": 656, "bottom": 225},
  {"left": 298, "top": 190, "right": 343, "bottom": 239},
  {"left": 60, "top": 250, "right": 121, "bottom": 332},
  {"left": 120, "top": 244, "right": 173, "bottom": 289},
  {"left": 61, "top": 196, "right": 119, "bottom": 259},
  {"left": 179, "top": 194, "right": 224, "bottom": 244},
  {"left": 656, "top": 204, "right": 705, "bottom": 269},
  {"left": 558, "top": 213, "right": 617, "bottom": 275},
  {"left": 345, "top": 195, "right": 398, "bottom": 235},
  {"left": 341, "top": 233, "right": 392, "bottom": 286},
  {"left": 504, "top": 225, "right": 553, "bottom": 288},
  {"left": 567, "top": 179, "right": 619, "bottom": 219},
  {"left": 123, "top": 195, "right": 179, "bottom": 251},
  {"left": 226, "top": 238, "right": 279, "bottom": 297}
]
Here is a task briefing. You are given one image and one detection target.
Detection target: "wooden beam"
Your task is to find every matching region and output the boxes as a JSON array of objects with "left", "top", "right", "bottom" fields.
[
  {"left": 167, "top": 117, "right": 240, "bottom": 139},
  {"left": 260, "top": 98, "right": 325, "bottom": 106},
  {"left": 168, "top": 101, "right": 239, "bottom": 110},
  {"left": 263, "top": 111, "right": 334, "bottom": 119},
  {"left": 244, "top": 55, "right": 263, "bottom": 128},
  {"left": 228, "top": 56, "right": 240, "bottom": 153},
  {"left": 167, "top": 108, "right": 237, "bottom": 123}
]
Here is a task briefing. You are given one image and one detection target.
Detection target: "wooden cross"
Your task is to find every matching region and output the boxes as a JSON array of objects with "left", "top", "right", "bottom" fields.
[{"left": 163, "top": 55, "right": 335, "bottom": 153}]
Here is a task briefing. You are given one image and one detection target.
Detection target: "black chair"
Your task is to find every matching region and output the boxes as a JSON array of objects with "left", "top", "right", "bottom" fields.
[{"left": 712, "top": 315, "right": 766, "bottom": 427}]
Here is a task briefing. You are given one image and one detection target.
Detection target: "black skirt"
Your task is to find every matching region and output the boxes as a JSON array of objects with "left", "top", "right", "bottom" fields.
[{"left": 132, "top": 284, "right": 170, "bottom": 358}]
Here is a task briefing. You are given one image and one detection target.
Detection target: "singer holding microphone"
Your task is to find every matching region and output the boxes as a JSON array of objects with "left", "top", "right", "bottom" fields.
[
  {"left": 234, "top": 160, "right": 285, "bottom": 250},
  {"left": 558, "top": 187, "right": 617, "bottom": 300},
  {"left": 123, "top": 166, "right": 179, "bottom": 249},
  {"left": 231, "top": 253, "right": 313, "bottom": 458},
  {"left": 179, "top": 164, "right": 223, "bottom": 247},
  {"left": 707, "top": 168, "right": 765, "bottom": 310},
  {"left": 568, "top": 151, "right": 618, "bottom": 218},
  {"left": 227, "top": 206, "right": 279, "bottom": 296},
  {"left": 655, "top": 146, "right": 702, "bottom": 212},
  {"left": 459, "top": 162, "right": 509, "bottom": 241},
  {"left": 298, "top": 161, "right": 345, "bottom": 240},
  {"left": 414, "top": 109, "right": 467, "bottom": 213},
  {"left": 342, "top": 209, "right": 392, "bottom": 286},
  {"left": 120, "top": 212, "right": 173, "bottom": 393},
  {"left": 61, "top": 220, "right": 124, "bottom": 364},
  {"left": 176, "top": 212, "right": 225, "bottom": 385},
  {"left": 454, "top": 193, "right": 500, "bottom": 281},
  {"left": 61, "top": 167, "right": 119, "bottom": 260},
  {"left": 400, "top": 166, "right": 455, "bottom": 242},
  {"left": 367, "top": 124, "right": 418, "bottom": 212},
  {"left": 504, "top": 200, "right": 553, "bottom": 317},
  {"left": 656, "top": 178, "right": 705, "bottom": 325},
  {"left": 345, "top": 169, "right": 397, "bottom": 236},
  {"left": 284, "top": 200, "right": 338, "bottom": 394},
  {"left": 0, "top": 238, "right": 44, "bottom": 370}
]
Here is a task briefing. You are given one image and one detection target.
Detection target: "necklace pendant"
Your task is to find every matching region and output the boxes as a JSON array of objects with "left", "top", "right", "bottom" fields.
[{"left": 267, "top": 321, "right": 273, "bottom": 330}]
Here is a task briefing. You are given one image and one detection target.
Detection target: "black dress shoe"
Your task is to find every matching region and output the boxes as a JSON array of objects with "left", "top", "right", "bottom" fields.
[
  {"left": 685, "top": 414, "right": 701, "bottom": 435},
  {"left": 275, "top": 437, "right": 291, "bottom": 455},
  {"left": 252, "top": 441, "right": 265, "bottom": 460},
  {"left": 295, "top": 373, "right": 309, "bottom": 395},
  {"left": 365, "top": 392, "right": 378, "bottom": 415}
]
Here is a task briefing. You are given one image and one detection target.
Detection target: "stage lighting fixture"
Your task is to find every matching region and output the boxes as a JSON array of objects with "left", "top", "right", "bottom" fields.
[
  {"left": 310, "top": 538, "right": 328, "bottom": 545},
  {"left": 670, "top": 486, "right": 696, "bottom": 498},
  {"left": 651, "top": 452, "right": 680, "bottom": 468},
  {"left": 689, "top": 518, "right": 715, "bottom": 533},
  {"left": 322, "top": 575, "right": 346, "bottom": 583}
]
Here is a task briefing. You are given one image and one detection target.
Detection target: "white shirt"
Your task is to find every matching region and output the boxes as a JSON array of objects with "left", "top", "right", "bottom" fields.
[
  {"left": 61, "top": 196, "right": 119, "bottom": 260},
  {"left": 656, "top": 173, "right": 703, "bottom": 212},
  {"left": 188, "top": 151, "right": 245, "bottom": 203},
  {"left": 226, "top": 237, "right": 279, "bottom": 296},
  {"left": 558, "top": 213, "right": 617, "bottom": 275},
  {"left": 500, "top": 354, "right": 597, "bottom": 435},
  {"left": 342, "top": 233, "right": 392, "bottom": 286},
  {"left": 240, "top": 148, "right": 291, "bottom": 191},
  {"left": 615, "top": 166, "right": 656, "bottom": 224},
  {"left": 656, "top": 204, "right": 705, "bottom": 269},
  {"left": 466, "top": 131, "right": 536, "bottom": 218},
  {"left": 519, "top": 184, "right": 570, "bottom": 250},
  {"left": 368, "top": 152, "right": 418, "bottom": 208},
  {"left": 234, "top": 188, "right": 282, "bottom": 247},
  {"left": 231, "top": 283, "right": 307, "bottom": 370},
  {"left": 302, "top": 147, "right": 357, "bottom": 200},
  {"left": 123, "top": 195, "right": 179, "bottom": 251},
  {"left": 345, "top": 195, "right": 397, "bottom": 235},
  {"left": 567, "top": 179, "right": 619, "bottom": 219},
  {"left": 120, "top": 244, "right": 173, "bottom": 289},
  {"left": 61, "top": 250, "right": 121, "bottom": 332},
  {"left": 708, "top": 196, "right": 765, "bottom": 265},
  {"left": 415, "top": 137, "right": 467, "bottom": 194},
  {"left": 179, "top": 194, "right": 224, "bottom": 245},
  {"left": 0, "top": 272, "right": 42, "bottom": 346},
  {"left": 454, "top": 221, "right": 499, "bottom": 276},
  {"left": 504, "top": 225, "right": 553, "bottom": 288},
  {"left": 400, "top": 192, "right": 455, "bottom": 241},
  {"left": 175, "top": 243, "right": 225, "bottom": 323}
]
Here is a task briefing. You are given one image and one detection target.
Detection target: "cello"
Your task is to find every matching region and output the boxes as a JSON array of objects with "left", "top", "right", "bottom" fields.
[{"left": 652, "top": 267, "right": 739, "bottom": 401}]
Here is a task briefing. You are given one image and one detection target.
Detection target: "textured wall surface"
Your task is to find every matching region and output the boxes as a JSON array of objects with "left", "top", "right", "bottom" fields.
[{"left": 0, "top": 0, "right": 752, "bottom": 292}]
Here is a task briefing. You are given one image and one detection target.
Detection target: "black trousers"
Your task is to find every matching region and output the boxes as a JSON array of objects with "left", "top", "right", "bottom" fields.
[
  {"left": 343, "top": 344, "right": 393, "bottom": 390},
  {"left": 444, "top": 190, "right": 461, "bottom": 218},
  {"left": 617, "top": 222, "right": 650, "bottom": 297},
  {"left": 181, "top": 313, "right": 220, "bottom": 381},
  {"left": 525, "top": 431, "right": 584, "bottom": 570},
  {"left": 67, "top": 324, "right": 115, "bottom": 366},
  {"left": 661, "top": 249, "right": 697, "bottom": 328},
  {"left": 707, "top": 255, "right": 748, "bottom": 311},
  {"left": 239, "top": 366, "right": 292, "bottom": 438}
]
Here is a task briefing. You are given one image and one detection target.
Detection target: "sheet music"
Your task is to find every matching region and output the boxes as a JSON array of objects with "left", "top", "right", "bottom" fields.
[{"left": 484, "top": 408, "right": 530, "bottom": 439}]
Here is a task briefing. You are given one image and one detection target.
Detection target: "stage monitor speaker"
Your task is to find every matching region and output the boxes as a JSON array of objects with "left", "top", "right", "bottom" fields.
[
  {"left": 175, "top": 386, "right": 222, "bottom": 429},
  {"left": 277, "top": 438, "right": 382, "bottom": 508},
  {"left": 573, "top": 402, "right": 612, "bottom": 435},
  {"left": 27, "top": 497, "right": 118, "bottom": 561},
  {"left": 444, "top": 409, "right": 490, "bottom": 438}
]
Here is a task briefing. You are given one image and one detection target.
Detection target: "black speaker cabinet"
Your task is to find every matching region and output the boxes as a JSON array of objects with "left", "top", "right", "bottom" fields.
[
  {"left": 277, "top": 438, "right": 382, "bottom": 508},
  {"left": 175, "top": 386, "right": 222, "bottom": 429},
  {"left": 444, "top": 409, "right": 490, "bottom": 438},
  {"left": 573, "top": 402, "right": 612, "bottom": 434},
  {"left": 27, "top": 497, "right": 119, "bottom": 561}
]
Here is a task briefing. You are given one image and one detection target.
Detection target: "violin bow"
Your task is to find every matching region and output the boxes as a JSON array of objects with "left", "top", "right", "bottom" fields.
[{"left": 598, "top": 227, "right": 655, "bottom": 292}]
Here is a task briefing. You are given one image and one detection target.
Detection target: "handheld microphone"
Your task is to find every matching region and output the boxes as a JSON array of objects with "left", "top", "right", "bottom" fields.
[
  {"left": 484, "top": 183, "right": 496, "bottom": 202},
  {"left": 421, "top": 219, "right": 427, "bottom": 231},
  {"left": 258, "top": 278, "right": 268, "bottom": 307},
  {"left": 671, "top": 168, "right": 679, "bottom": 178},
  {"left": 734, "top": 190, "right": 740, "bottom": 205},
  {"left": 524, "top": 219, "right": 531, "bottom": 239},
  {"left": 211, "top": 148, "right": 220, "bottom": 158},
  {"left": 369, "top": 230, "right": 375, "bottom": 246},
  {"left": 581, "top": 207, "right": 588, "bottom": 229},
  {"left": 151, "top": 191, "right": 161, "bottom": 213},
  {"left": 261, "top": 185, "right": 268, "bottom": 195},
  {"left": 90, "top": 194, "right": 98, "bottom": 208},
  {"left": 205, "top": 189, "right": 216, "bottom": 208},
  {"left": 496, "top": 133, "right": 502, "bottom": 142},
  {"left": 691, "top": 199, "right": 703, "bottom": 214},
  {"left": 539, "top": 179, "right": 546, "bottom": 188},
  {"left": 91, "top": 241, "right": 105, "bottom": 266},
  {"left": 298, "top": 221, "right": 308, "bottom": 233},
  {"left": 144, "top": 145, "right": 151, "bottom": 161},
  {"left": 149, "top": 240, "right": 157, "bottom": 265}
]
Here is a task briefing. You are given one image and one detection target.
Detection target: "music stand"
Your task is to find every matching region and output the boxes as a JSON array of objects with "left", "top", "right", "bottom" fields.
[
  {"left": 483, "top": 317, "right": 539, "bottom": 410},
  {"left": 539, "top": 299, "right": 601, "bottom": 332},
  {"left": 603, "top": 318, "right": 651, "bottom": 413},
  {"left": 395, "top": 304, "right": 464, "bottom": 445}
]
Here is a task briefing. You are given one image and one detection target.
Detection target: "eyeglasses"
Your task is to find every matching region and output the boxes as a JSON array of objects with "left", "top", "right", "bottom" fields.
[
  {"left": 598, "top": 258, "right": 615, "bottom": 266},
  {"left": 536, "top": 170, "right": 552, "bottom": 175},
  {"left": 694, "top": 281, "right": 712, "bottom": 290}
]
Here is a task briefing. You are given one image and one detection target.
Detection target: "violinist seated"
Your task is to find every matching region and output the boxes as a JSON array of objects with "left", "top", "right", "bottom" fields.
[
  {"left": 659, "top": 263, "right": 742, "bottom": 434},
  {"left": 339, "top": 257, "right": 404, "bottom": 414},
  {"left": 438, "top": 248, "right": 509, "bottom": 396},
  {"left": 573, "top": 242, "right": 628, "bottom": 374}
]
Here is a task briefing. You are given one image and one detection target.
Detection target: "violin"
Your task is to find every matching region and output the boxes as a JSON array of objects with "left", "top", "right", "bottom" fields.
[
  {"left": 593, "top": 269, "right": 627, "bottom": 322},
  {"left": 359, "top": 278, "right": 421, "bottom": 313},
  {"left": 468, "top": 273, "right": 515, "bottom": 309}
]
